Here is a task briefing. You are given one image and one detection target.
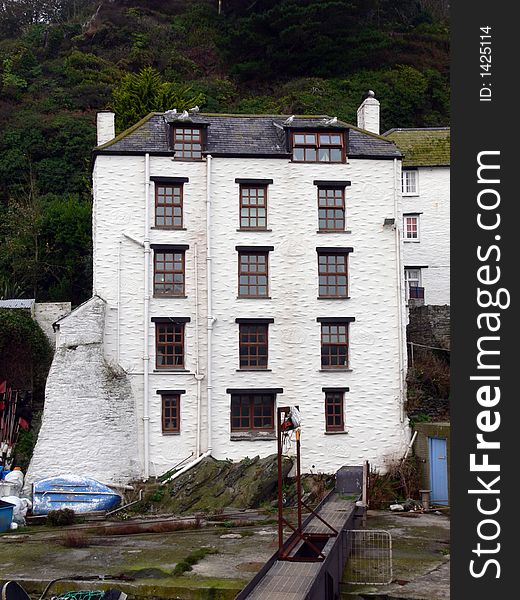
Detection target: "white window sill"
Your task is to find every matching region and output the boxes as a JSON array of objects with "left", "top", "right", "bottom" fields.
[
  {"left": 319, "top": 368, "right": 353, "bottom": 373},
  {"left": 324, "top": 430, "right": 349, "bottom": 435},
  {"left": 402, "top": 193, "right": 420, "bottom": 197},
  {"left": 153, "top": 369, "right": 193, "bottom": 375},
  {"left": 230, "top": 432, "right": 276, "bottom": 441}
]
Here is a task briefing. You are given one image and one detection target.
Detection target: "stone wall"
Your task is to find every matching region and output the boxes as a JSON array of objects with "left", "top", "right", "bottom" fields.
[
  {"left": 92, "top": 152, "right": 410, "bottom": 475},
  {"left": 25, "top": 296, "right": 139, "bottom": 487},
  {"left": 407, "top": 305, "right": 451, "bottom": 350}
]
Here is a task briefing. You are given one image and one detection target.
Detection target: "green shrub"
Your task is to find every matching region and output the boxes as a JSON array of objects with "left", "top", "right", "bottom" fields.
[{"left": 47, "top": 508, "right": 75, "bottom": 526}]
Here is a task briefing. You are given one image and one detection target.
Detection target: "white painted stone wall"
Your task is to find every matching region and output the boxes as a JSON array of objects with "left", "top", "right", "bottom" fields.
[
  {"left": 34, "top": 302, "right": 71, "bottom": 345},
  {"left": 93, "top": 155, "right": 208, "bottom": 479},
  {"left": 402, "top": 167, "right": 450, "bottom": 305},
  {"left": 210, "top": 157, "right": 409, "bottom": 472},
  {"left": 87, "top": 152, "right": 409, "bottom": 477},
  {"left": 26, "top": 296, "right": 138, "bottom": 487}
]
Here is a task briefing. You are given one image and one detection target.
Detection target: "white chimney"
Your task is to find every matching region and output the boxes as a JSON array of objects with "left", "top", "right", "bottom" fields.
[
  {"left": 357, "top": 91, "right": 380, "bottom": 135},
  {"left": 96, "top": 111, "right": 115, "bottom": 146}
]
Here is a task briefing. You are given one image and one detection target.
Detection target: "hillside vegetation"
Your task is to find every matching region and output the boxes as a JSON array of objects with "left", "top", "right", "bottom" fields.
[{"left": 0, "top": 0, "right": 449, "bottom": 305}]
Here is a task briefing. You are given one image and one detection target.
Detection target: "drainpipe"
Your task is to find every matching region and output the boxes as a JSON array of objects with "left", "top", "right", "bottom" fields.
[
  {"left": 117, "top": 240, "right": 122, "bottom": 364},
  {"left": 160, "top": 449, "right": 212, "bottom": 485},
  {"left": 206, "top": 154, "right": 214, "bottom": 453},
  {"left": 393, "top": 158, "right": 406, "bottom": 423},
  {"left": 143, "top": 153, "right": 151, "bottom": 479},
  {"left": 194, "top": 242, "right": 204, "bottom": 456},
  {"left": 158, "top": 158, "right": 214, "bottom": 483}
]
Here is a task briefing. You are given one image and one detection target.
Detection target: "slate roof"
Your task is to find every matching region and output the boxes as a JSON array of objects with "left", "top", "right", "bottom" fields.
[
  {"left": 383, "top": 127, "right": 450, "bottom": 167},
  {"left": 94, "top": 113, "right": 401, "bottom": 159}
]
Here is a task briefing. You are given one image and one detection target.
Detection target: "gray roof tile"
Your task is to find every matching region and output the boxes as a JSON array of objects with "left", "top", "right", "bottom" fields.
[{"left": 96, "top": 113, "right": 401, "bottom": 159}]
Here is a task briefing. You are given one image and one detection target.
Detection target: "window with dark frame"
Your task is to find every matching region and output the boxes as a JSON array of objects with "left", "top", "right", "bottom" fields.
[
  {"left": 318, "top": 187, "right": 345, "bottom": 231},
  {"left": 292, "top": 131, "right": 345, "bottom": 163},
  {"left": 325, "top": 391, "right": 344, "bottom": 432},
  {"left": 161, "top": 393, "right": 180, "bottom": 433},
  {"left": 239, "top": 324, "right": 268, "bottom": 369},
  {"left": 154, "top": 250, "right": 185, "bottom": 296},
  {"left": 230, "top": 394, "right": 275, "bottom": 431},
  {"left": 155, "top": 322, "right": 185, "bottom": 368},
  {"left": 321, "top": 323, "right": 349, "bottom": 369},
  {"left": 172, "top": 127, "right": 203, "bottom": 160},
  {"left": 155, "top": 183, "right": 183, "bottom": 228},
  {"left": 240, "top": 185, "right": 267, "bottom": 230},
  {"left": 318, "top": 252, "right": 348, "bottom": 298},
  {"left": 238, "top": 251, "right": 268, "bottom": 298}
]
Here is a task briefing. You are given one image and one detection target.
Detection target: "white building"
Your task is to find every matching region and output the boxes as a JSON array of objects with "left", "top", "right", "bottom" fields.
[
  {"left": 28, "top": 101, "right": 410, "bottom": 484},
  {"left": 383, "top": 128, "right": 450, "bottom": 306}
]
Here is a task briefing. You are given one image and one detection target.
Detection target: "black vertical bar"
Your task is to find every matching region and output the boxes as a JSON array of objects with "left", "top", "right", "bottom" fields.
[
  {"left": 277, "top": 407, "right": 284, "bottom": 558},
  {"left": 452, "top": 2, "right": 516, "bottom": 599},
  {"left": 296, "top": 429, "right": 302, "bottom": 531}
]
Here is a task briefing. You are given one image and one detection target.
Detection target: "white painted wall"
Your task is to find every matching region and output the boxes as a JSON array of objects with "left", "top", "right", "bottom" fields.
[
  {"left": 402, "top": 167, "right": 450, "bottom": 306},
  {"left": 92, "top": 155, "right": 208, "bottom": 479},
  {"left": 82, "top": 152, "right": 409, "bottom": 479},
  {"left": 26, "top": 296, "right": 138, "bottom": 487},
  {"left": 209, "top": 157, "right": 408, "bottom": 472},
  {"left": 33, "top": 302, "right": 71, "bottom": 344}
]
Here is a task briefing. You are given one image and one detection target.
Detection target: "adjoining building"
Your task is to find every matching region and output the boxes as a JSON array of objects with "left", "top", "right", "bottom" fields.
[
  {"left": 383, "top": 127, "right": 450, "bottom": 306},
  {"left": 27, "top": 98, "right": 411, "bottom": 484}
]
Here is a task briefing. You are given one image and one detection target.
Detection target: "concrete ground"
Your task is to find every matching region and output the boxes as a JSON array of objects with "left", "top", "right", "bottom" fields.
[
  {"left": 0, "top": 508, "right": 449, "bottom": 600},
  {"left": 0, "top": 517, "right": 279, "bottom": 600},
  {"left": 342, "top": 509, "right": 450, "bottom": 600}
]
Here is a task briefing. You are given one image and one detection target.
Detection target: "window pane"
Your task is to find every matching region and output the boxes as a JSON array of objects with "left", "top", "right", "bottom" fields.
[{"left": 293, "top": 147, "right": 304, "bottom": 161}]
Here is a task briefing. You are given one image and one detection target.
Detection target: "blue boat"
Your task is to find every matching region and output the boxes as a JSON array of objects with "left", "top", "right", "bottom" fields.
[{"left": 32, "top": 475, "right": 121, "bottom": 515}]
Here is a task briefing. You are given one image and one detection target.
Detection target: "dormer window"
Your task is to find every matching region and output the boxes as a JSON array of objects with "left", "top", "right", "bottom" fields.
[
  {"left": 172, "top": 127, "right": 203, "bottom": 160},
  {"left": 292, "top": 132, "right": 345, "bottom": 163}
]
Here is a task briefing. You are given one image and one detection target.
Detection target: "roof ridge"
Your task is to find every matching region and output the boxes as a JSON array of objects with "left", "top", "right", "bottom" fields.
[{"left": 383, "top": 127, "right": 450, "bottom": 135}]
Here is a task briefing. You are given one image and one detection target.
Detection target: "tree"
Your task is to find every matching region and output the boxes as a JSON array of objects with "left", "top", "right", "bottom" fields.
[
  {"left": 112, "top": 67, "right": 205, "bottom": 131},
  {"left": 0, "top": 191, "right": 92, "bottom": 304}
]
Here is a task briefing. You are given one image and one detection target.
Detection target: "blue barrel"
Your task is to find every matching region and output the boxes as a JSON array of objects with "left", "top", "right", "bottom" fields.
[{"left": 0, "top": 499, "right": 14, "bottom": 533}]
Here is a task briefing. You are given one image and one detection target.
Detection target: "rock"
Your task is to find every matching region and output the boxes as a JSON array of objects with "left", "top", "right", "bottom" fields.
[
  {"left": 220, "top": 533, "right": 242, "bottom": 539},
  {"left": 390, "top": 503, "right": 405, "bottom": 511},
  {"left": 161, "top": 454, "right": 293, "bottom": 514}
]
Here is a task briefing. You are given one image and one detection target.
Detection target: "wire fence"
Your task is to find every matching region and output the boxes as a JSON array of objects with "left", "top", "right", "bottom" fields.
[{"left": 344, "top": 529, "right": 393, "bottom": 585}]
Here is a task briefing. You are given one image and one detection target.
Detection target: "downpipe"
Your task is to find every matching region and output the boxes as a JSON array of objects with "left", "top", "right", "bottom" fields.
[{"left": 143, "top": 153, "right": 151, "bottom": 479}]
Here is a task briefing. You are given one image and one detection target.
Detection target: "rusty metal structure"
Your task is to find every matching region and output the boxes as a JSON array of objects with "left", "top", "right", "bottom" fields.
[
  {"left": 276, "top": 406, "right": 337, "bottom": 562},
  {"left": 235, "top": 407, "right": 366, "bottom": 599}
]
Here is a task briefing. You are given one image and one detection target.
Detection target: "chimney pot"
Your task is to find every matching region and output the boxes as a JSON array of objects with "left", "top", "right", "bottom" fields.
[{"left": 97, "top": 111, "right": 115, "bottom": 146}]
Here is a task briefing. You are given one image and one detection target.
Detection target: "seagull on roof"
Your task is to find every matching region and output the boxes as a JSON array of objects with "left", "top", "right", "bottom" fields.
[
  {"left": 189, "top": 106, "right": 200, "bottom": 113},
  {"left": 164, "top": 109, "right": 177, "bottom": 119},
  {"left": 324, "top": 116, "right": 338, "bottom": 125},
  {"left": 283, "top": 115, "right": 295, "bottom": 125},
  {"left": 178, "top": 110, "right": 190, "bottom": 120}
]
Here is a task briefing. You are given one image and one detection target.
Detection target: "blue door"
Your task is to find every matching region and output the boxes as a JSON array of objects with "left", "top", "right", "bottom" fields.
[{"left": 429, "top": 437, "right": 448, "bottom": 505}]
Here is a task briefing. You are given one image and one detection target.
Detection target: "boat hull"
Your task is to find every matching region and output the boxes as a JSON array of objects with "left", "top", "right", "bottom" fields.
[{"left": 32, "top": 475, "right": 121, "bottom": 515}]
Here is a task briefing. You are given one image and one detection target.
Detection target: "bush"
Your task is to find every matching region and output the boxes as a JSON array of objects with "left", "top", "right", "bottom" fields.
[
  {"left": 368, "top": 457, "right": 422, "bottom": 509},
  {"left": 47, "top": 508, "right": 75, "bottom": 526}
]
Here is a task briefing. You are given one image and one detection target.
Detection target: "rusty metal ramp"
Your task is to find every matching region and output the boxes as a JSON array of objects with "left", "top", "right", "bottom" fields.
[{"left": 236, "top": 493, "right": 361, "bottom": 600}]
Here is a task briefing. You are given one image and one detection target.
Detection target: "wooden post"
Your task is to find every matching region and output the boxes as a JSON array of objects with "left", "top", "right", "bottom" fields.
[{"left": 362, "top": 460, "right": 369, "bottom": 526}]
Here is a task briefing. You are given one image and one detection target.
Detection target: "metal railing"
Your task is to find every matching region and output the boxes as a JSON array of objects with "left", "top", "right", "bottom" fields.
[{"left": 344, "top": 529, "right": 393, "bottom": 585}]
